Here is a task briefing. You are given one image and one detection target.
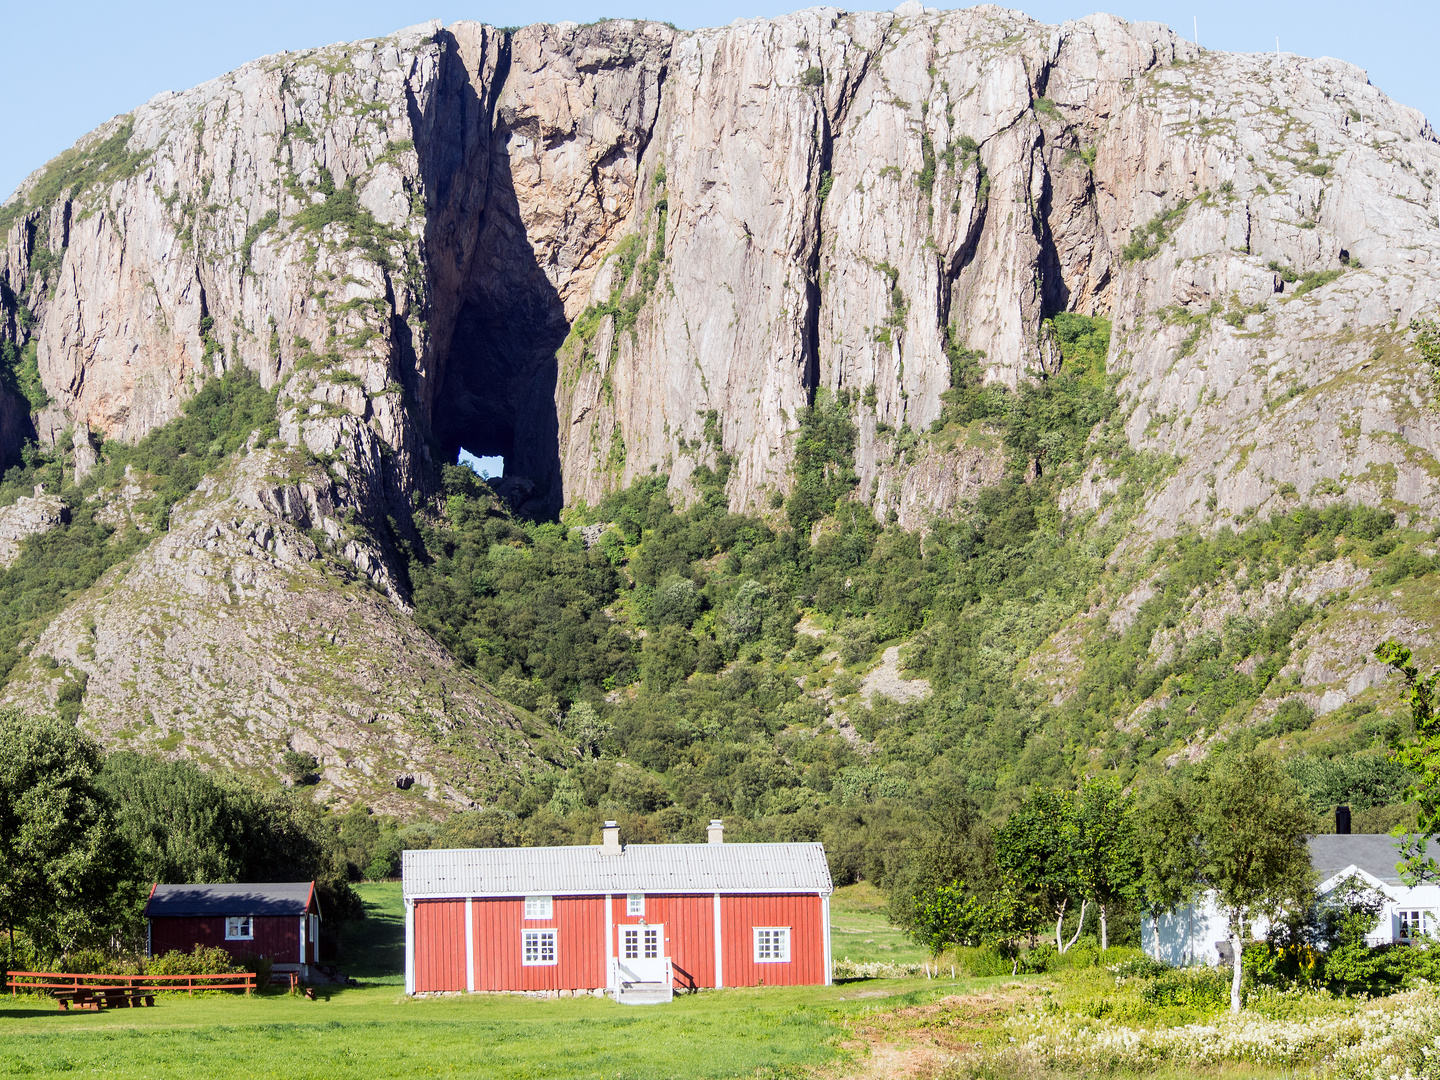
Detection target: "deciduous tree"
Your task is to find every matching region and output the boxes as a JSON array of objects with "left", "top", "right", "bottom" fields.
[
  {"left": 1138, "top": 753, "right": 1315, "bottom": 1013},
  {"left": 1376, "top": 640, "right": 1440, "bottom": 882},
  {"left": 0, "top": 710, "right": 133, "bottom": 960},
  {"left": 996, "top": 787, "right": 1087, "bottom": 952},
  {"left": 1074, "top": 776, "right": 1141, "bottom": 950}
]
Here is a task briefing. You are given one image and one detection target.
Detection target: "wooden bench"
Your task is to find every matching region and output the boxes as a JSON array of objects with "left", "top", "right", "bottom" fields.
[
  {"left": 97, "top": 987, "right": 155, "bottom": 1008},
  {"left": 53, "top": 989, "right": 101, "bottom": 1012}
]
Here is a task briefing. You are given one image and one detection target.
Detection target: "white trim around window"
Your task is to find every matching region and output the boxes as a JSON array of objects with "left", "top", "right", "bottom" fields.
[
  {"left": 1400, "top": 909, "right": 1432, "bottom": 940},
  {"left": 753, "top": 926, "right": 791, "bottom": 963},
  {"left": 524, "top": 895, "right": 553, "bottom": 920},
  {"left": 225, "top": 916, "right": 254, "bottom": 941},
  {"left": 627, "top": 893, "right": 645, "bottom": 916},
  {"left": 521, "top": 928, "right": 558, "bottom": 966}
]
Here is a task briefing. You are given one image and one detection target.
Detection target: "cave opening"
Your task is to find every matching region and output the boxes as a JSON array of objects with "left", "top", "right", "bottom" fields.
[
  {"left": 433, "top": 286, "right": 567, "bottom": 519},
  {"left": 421, "top": 40, "right": 568, "bottom": 521}
]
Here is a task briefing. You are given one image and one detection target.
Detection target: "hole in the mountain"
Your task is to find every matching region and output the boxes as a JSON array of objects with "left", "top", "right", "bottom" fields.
[
  {"left": 421, "top": 43, "right": 566, "bottom": 520},
  {"left": 459, "top": 450, "right": 504, "bottom": 480},
  {"left": 434, "top": 290, "right": 566, "bottom": 519}
]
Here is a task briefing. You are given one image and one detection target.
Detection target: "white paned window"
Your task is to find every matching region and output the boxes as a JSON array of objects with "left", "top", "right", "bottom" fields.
[
  {"left": 754, "top": 927, "right": 791, "bottom": 963},
  {"left": 627, "top": 893, "right": 645, "bottom": 916},
  {"left": 644, "top": 928, "right": 660, "bottom": 959},
  {"left": 522, "top": 929, "right": 557, "bottom": 965},
  {"left": 623, "top": 928, "right": 640, "bottom": 959},
  {"left": 225, "top": 916, "right": 254, "bottom": 941},
  {"left": 524, "top": 895, "right": 553, "bottom": 920},
  {"left": 1400, "top": 910, "right": 1431, "bottom": 939}
]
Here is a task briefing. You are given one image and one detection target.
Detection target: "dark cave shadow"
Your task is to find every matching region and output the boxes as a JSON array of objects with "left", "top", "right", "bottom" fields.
[{"left": 418, "top": 30, "right": 568, "bottom": 521}]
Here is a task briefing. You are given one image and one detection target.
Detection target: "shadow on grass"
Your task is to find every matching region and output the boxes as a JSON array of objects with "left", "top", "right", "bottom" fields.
[{"left": 339, "top": 881, "right": 405, "bottom": 982}]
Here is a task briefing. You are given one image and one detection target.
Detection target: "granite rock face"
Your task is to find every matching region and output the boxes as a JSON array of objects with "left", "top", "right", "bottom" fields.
[
  {"left": 2, "top": 6, "right": 1440, "bottom": 795},
  {"left": 0, "top": 491, "right": 69, "bottom": 567},
  {"left": 4, "top": 8, "right": 1438, "bottom": 532}
]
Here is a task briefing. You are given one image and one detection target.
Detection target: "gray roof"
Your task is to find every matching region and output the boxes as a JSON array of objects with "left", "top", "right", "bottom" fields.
[
  {"left": 145, "top": 882, "right": 318, "bottom": 918},
  {"left": 1308, "top": 835, "right": 1407, "bottom": 884},
  {"left": 403, "top": 843, "right": 834, "bottom": 899}
]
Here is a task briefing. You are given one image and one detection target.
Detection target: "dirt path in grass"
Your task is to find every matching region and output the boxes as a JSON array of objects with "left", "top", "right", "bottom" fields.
[{"left": 825, "top": 983, "right": 1045, "bottom": 1079}]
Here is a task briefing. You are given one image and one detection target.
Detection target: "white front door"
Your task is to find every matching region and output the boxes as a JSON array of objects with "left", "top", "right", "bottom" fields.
[{"left": 617, "top": 924, "right": 666, "bottom": 982}]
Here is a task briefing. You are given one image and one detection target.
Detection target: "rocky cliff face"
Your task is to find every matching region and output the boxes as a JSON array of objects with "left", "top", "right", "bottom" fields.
[
  {"left": 5, "top": 7, "right": 1437, "bottom": 530},
  {"left": 2, "top": 5, "right": 1438, "bottom": 805}
]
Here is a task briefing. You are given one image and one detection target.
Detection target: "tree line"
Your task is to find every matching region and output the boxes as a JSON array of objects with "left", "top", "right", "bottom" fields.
[{"left": 0, "top": 709, "right": 357, "bottom": 969}]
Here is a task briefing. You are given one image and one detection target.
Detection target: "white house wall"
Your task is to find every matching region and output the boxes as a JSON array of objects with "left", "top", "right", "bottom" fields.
[{"left": 1144, "top": 872, "right": 1440, "bottom": 967}]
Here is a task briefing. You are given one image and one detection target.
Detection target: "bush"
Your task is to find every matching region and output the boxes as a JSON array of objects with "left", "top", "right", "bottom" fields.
[
  {"left": 952, "top": 945, "right": 1016, "bottom": 977},
  {"left": 53, "top": 949, "right": 143, "bottom": 975},
  {"left": 238, "top": 952, "right": 275, "bottom": 986},
  {"left": 1141, "top": 965, "right": 1231, "bottom": 1009},
  {"left": 147, "top": 945, "right": 245, "bottom": 976}
]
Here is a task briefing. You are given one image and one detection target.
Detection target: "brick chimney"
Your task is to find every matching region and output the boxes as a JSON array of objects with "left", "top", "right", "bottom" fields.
[
  {"left": 601, "top": 820, "right": 622, "bottom": 855},
  {"left": 708, "top": 819, "right": 724, "bottom": 845},
  {"left": 1336, "top": 804, "right": 1351, "bottom": 835}
]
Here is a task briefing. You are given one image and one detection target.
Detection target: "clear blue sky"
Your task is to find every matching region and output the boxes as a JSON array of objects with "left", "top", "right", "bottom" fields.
[{"left": 1, "top": 0, "right": 1434, "bottom": 201}]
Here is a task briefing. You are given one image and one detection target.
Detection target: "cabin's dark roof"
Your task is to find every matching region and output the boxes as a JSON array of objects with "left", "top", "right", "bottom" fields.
[
  {"left": 144, "top": 882, "right": 317, "bottom": 918},
  {"left": 1308, "top": 835, "right": 1406, "bottom": 885}
]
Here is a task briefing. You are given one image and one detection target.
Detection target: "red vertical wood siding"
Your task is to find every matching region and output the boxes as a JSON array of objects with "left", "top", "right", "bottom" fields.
[
  {"left": 609, "top": 894, "right": 715, "bottom": 990},
  {"left": 721, "top": 894, "right": 825, "bottom": 987},
  {"left": 413, "top": 892, "right": 826, "bottom": 992},
  {"left": 149, "top": 916, "right": 301, "bottom": 964},
  {"left": 471, "top": 896, "right": 607, "bottom": 991},
  {"left": 415, "top": 900, "right": 467, "bottom": 992}
]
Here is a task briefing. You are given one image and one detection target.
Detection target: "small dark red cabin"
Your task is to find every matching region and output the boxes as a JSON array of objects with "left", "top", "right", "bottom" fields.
[{"left": 144, "top": 882, "right": 321, "bottom": 980}]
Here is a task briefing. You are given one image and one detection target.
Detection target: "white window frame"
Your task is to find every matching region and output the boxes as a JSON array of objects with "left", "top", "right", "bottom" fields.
[
  {"left": 753, "top": 926, "right": 791, "bottom": 963},
  {"left": 1400, "top": 909, "right": 1431, "bottom": 939},
  {"left": 627, "top": 893, "right": 645, "bottom": 916},
  {"left": 521, "top": 928, "right": 558, "bottom": 966},
  {"left": 225, "top": 916, "right": 254, "bottom": 941},
  {"left": 524, "top": 895, "right": 553, "bottom": 920},
  {"left": 622, "top": 927, "right": 641, "bottom": 960}
]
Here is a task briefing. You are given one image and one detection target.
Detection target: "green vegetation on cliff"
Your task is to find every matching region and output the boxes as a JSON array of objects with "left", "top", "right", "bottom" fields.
[{"left": 385, "top": 314, "right": 1424, "bottom": 910}]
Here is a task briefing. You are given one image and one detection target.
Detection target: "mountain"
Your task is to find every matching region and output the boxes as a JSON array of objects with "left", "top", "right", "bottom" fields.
[{"left": 1, "top": 5, "right": 1438, "bottom": 821}]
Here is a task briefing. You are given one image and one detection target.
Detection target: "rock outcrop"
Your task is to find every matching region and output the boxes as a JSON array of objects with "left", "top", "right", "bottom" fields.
[
  {"left": 0, "top": 444, "right": 537, "bottom": 813},
  {"left": 0, "top": 490, "right": 68, "bottom": 567}
]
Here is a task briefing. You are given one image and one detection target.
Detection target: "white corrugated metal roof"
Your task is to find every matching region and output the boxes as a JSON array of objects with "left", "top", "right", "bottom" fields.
[{"left": 402, "top": 842, "right": 833, "bottom": 898}]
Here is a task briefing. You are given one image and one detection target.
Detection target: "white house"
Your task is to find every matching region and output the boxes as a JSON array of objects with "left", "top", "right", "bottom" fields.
[{"left": 1143, "top": 833, "right": 1440, "bottom": 966}]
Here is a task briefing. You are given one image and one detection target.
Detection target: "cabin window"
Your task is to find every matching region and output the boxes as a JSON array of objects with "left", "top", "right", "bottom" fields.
[
  {"left": 1400, "top": 910, "right": 1431, "bottom": 939},
  {"left": 522, "top": 928, "right": 557, "bottom": 965},
  {"left": 225, "top": 916, "right": 254, "bottom": 941},
  {"left": 524, "top": 896, "right": 553, "bottom": 920},
  {"left": 627, "top": 893, "right": 645, "bottom": 916},
  {"left": 753, "top": 927, "right": 791, "bottom": 963}
]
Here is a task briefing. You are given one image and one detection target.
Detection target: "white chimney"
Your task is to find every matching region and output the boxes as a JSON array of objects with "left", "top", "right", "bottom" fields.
[
  {"left": 601, "top": 820, "right": 622, "bottom": 855},
  {"left": 708, "top": 819, "right": 724, "bottom": 845}
]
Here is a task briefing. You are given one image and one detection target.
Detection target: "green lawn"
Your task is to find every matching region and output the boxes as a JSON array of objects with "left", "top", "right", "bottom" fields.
[
  {"left": 0, "top": 881, "right": 962, "bottom": 1079},
  {"left": 828, "top": 881, "right": 927, "bottom": 967},
  {"left": 338, "top": 880, "right": 403, "bottom": 984},
  {"left": 0, "top": 983, "right": 865, "bottom": 1079}
]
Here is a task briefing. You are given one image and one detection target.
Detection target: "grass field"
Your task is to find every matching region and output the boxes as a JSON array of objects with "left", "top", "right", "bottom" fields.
[
  {"left": 6, "top": 883, "right": 1406, "bottom": 1079},
  {"left": 827, "top": 881, "right": 926, "bottom": 968},
  {"left": 0, "top": 881, "right": 954, "bottom": 1080}
]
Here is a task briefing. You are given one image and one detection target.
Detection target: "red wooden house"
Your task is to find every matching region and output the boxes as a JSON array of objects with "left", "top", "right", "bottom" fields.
[
  {"left": 144, "top": 882, "right": 321, "bottom": 982},
  {"left": 403, "top": 821, "right": 833, "bottom": 1003}
]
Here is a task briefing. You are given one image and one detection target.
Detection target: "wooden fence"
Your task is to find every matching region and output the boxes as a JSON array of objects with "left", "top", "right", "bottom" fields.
[{"left": 6, "top": 970, "right": 256, "bottom": 997}]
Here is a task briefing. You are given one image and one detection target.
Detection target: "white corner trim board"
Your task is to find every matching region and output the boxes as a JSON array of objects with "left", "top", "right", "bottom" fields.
[
  {"left": 404, "top": 898, "right": 416, "bottom": 995},
  {"left": 465, "top": 898, "right": 475, "bottom": 992},
  {"left": 713, "top": 892, "right": 723, "bottom": 989}
]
